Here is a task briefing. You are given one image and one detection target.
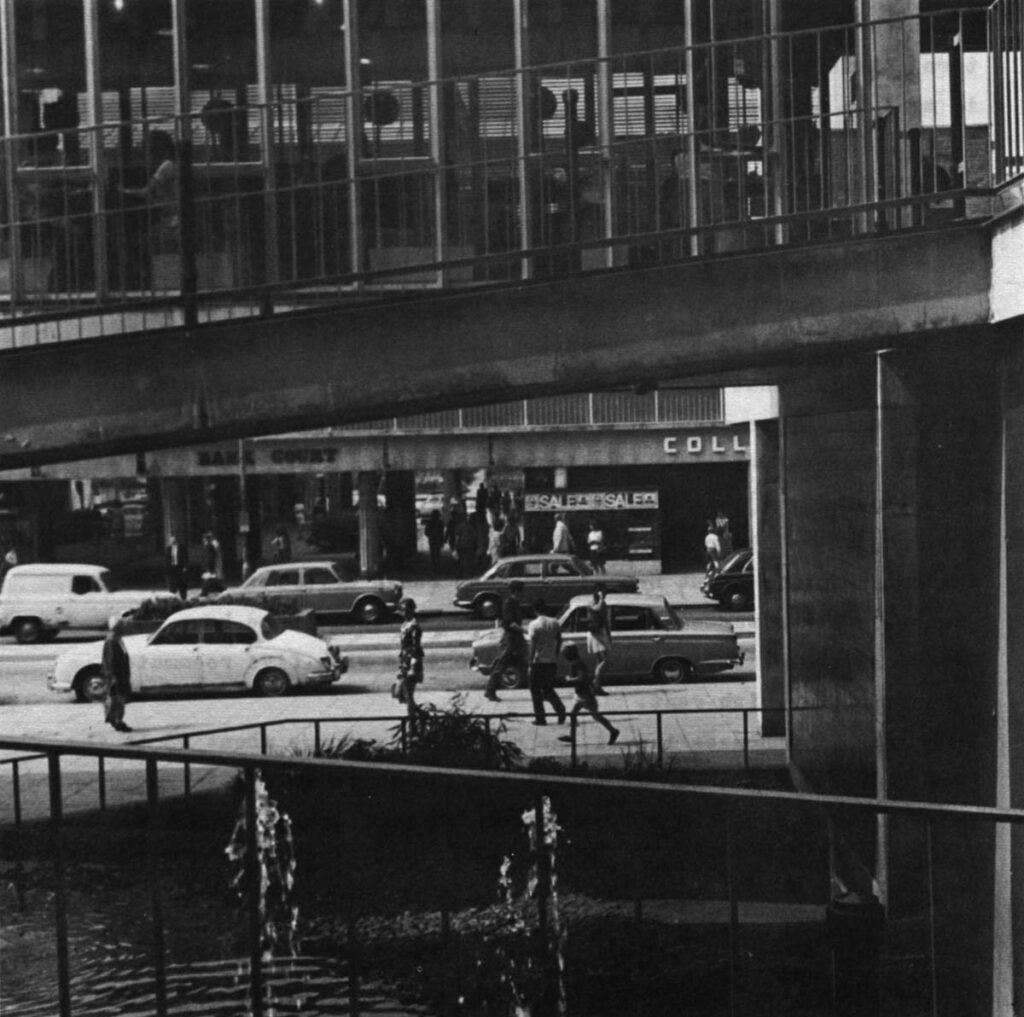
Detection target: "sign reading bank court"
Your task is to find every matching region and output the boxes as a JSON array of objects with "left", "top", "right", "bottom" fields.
[{"left": 525, "top": 491, "right": 659, "bottom": 512}]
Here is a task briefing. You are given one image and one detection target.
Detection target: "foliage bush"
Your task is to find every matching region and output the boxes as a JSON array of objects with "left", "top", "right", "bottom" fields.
[{"left": 131, "top": 591, "right": 301, "bottom": 622}]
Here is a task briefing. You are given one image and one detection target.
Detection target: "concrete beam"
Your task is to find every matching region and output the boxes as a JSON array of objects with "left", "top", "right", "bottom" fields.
[{"left": 0, "top": 224, "right": 992, "bottom": 468}]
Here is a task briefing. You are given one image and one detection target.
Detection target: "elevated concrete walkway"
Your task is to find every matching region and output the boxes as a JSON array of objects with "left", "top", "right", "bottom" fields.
[{"left": 0, "top": 223, "right": 992, "bottom": 468}]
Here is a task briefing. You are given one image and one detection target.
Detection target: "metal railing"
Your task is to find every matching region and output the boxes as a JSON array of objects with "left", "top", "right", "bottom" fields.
[
  {"left": 0, "top": 732, "right": 1021, "bottom": 1016},
  {"left": 0, "top": 6, "right": 1004, "bottom": 349},
  {"left": 0, "top": 703, "right": 786, "bottom": 827}
]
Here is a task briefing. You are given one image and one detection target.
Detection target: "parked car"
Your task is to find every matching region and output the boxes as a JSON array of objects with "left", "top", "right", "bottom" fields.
[
  {"left": 220, "top": 561, "right": 402, "bottom": 623},
  {"left": 454, "top": 554, "right": 639, "bottom": 620},
  {"left": 470, "top": 592, "right": 744, "bottom": 689},
  {"left": 48, "top": 604, "right": 348, "bottom": 702},
  {"left": 701, "top": 548, "right": 755, "bottom": 611},
  {"left": 0, "top": 563, "right": 165, "bottom": 644}
]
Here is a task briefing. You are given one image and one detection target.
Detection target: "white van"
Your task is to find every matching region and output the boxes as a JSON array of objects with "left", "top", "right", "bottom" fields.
[{"left": 0, "top": 564, "right": 164, "bottom": 643}]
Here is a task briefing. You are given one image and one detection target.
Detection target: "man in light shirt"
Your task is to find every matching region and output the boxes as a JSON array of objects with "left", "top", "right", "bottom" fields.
[
  {"left": 550, "top": 512, "right": 573, "bottom": 554},
  {"left": 526, "top": 598, "right": 567, "bottom": 725}
]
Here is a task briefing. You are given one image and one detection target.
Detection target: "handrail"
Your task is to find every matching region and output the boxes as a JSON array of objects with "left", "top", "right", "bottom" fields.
[{"left": 1, "top": 731, "right": 1023, "bottom": 828}]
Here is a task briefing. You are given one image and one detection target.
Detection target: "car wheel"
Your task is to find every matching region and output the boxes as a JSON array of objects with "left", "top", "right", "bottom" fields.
[
  {"left": 497, "top": 663, "right": 525, "bottom": 690},
  {"left": 654, "top": 657, "right": 695, "bottom": 684},
  {"left": 255, "top": 667, "right": 291, "bottom": 697},
  {"left": 476, "top": 594, "right": 502, "bottom": 620},
  {"left": 74, "top": 667, "right": 110, "bottom": 703},
  {"left": 723, "top": 587, "right": 751, "bottom": 612},
  {"left": 14, "top": 618, "right": 43, "bottom": 644},
  {"left": 356, "top": 598, "right": 385, "bottom": 624}
]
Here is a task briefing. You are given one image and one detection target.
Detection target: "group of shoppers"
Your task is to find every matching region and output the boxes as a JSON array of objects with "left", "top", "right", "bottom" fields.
[{"left": 483, "top": 580, "right": 619, "bottom": 743}]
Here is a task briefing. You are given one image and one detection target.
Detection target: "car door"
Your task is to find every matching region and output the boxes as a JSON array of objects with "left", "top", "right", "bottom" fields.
[
  {"left": 134, "top": 618, "right": 207, "bottom": 691},
  {"left": 501, "top": 561, "right": 544, "bottom": 598},
  {"left": 606, "top": 605, "right": 663, "bottom": 680},
  {"left": 200, "top": 619, "right": 257, "bottom": 688},
  {"left": 302, "top": 565, "right": 351, "bottom": 613},
  {"left": 263, "top": 566, "right": 304, "bottom": 609},
  {"left": 66, "top": 573, "right": 110, "bottom": 628},
  {"left": 544, "top": 559, "right": 588, "bottom": 607}
]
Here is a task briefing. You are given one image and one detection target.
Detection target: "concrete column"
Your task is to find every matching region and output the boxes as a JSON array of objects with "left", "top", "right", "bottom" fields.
[
  {"left": 384, "top": 469, "right": 417, "bottom": 566},
  {"left": 752, "top": 419, "right": 785, "bottom": 737},
  {"left": 357, "top": 471, "right": 382, "bottom": 578},
  {"left": 998, "top": 334, "right": 1024, "bottom": 1011}
]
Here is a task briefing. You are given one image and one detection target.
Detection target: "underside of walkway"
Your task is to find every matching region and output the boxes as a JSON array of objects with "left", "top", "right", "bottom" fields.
[{"left": 0, "top": 222, "right": 991, "bottom": 468}]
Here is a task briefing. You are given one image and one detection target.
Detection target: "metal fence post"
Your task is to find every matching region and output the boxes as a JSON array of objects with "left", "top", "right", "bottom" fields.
[
  {"left": 742, "top": 710, "right": 750, "bottom": 771},
  {"left": 725, "top": 803, "right": 740, "bottom": 1015},
  {"left": 146, "top": 759, "right": 169, "bottom": 1017},
  {"left": 47, "top": 752, "right": 71, "bottom": 1017},
  {"left": 570, "top": 713, "right": 578, "bottom": 769},
  {"left": 12, "top": 759, "right": 21, "bottom": 827},
  {"left": 656, "top": 712, "right": 664, "bottom": 768},
  {"left": 314, "top": 720, "right": 322, "bottom": 756},
  {"left": 182, "top": 735, "right": 191, "bottom": 798},
  {"left": 260, "top": 724, "right": 268, "bottom": 756},
  {"left": 98, "top": 755, "right": 107, "bottom": 811}
]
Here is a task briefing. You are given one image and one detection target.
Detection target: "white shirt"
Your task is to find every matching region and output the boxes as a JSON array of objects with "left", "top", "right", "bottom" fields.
[
  {"left": 551, "top": 519, "right": 572, "bottom": 553},
  {"left": 704, "top": 531, "right": 721, "bottom": 554},
  {"left": 527, "top": 614, "right": 562, "bottom": 664}
]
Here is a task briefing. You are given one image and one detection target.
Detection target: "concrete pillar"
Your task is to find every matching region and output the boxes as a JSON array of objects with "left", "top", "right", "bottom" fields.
[
  {"left": 384, "top": 469, "right": 417, "bottom": 566},
  {"left": 998, "top": 334, "right": 1024, "bottom": 1012},
  {"left": 357, "top": 470, "right": 382, "bottom": 578},
  {"left": 752, "top": 419, "right": 785, "bottom": 737}
]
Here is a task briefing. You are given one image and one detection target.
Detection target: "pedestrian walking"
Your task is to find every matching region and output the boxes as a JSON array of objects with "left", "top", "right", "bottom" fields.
[
  {"left": 165, "top": 533, "right": 189, "bottom": 600},
  {"left": 395, "top": 597, "right": 424, "bottom": 721},
  {"left": 424, "top": 509, "right": 445, "bottom": 573},
  {"left": 562, "top": 643, "right": 619, "bottom": 744},
  {"left": 585, "top": 585, "right": 612, "bottom": 695},
  {"left": 586, "top": 519, "right": 607, "bottom": 574},
  {"left": 551, "top": 512, "right": 573, "bottom": 554},
  {"left": 102, "top": 614, "right": 132, "bottom": 733},
  {"left": 486, "top": 579, "right": 527, "bottom": 702},
  {"left": 200, "top": 531, "right": 224, "bottom": 595},
  {"left": 526, "top": 598, "right": 567, "bottom": 725},
  {"left": 704, "top": 522, "right": 722, "bottom": 580},
  {"left": 270, "top": 525, "right": 291, "bottom": 563}
]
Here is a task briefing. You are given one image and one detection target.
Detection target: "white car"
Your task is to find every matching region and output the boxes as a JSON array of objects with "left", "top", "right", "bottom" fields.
[
  {"left": 48, "top": 605, "right": 348, "bottom": 702},
  {"left": 0, "top": 563, "right": 165, "bottom": 644}
]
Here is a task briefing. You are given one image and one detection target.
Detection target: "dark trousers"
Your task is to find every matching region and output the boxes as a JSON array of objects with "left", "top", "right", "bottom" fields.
[
  {"left": 167, "top": 567, "right": 188, "bottom": 600},
  {"left": 487, "top": 629, "right": 526, "bottom": 694},
  {"left": 528, "top": 661, "right": 566, "bottom": 722}
]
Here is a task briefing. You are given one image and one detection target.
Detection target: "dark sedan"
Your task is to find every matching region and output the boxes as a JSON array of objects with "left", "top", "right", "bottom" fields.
[
  {"left": 453, "top": 554, "right": 639, "bottom": 619},
  {"left": 701, "top": 548, "right": 755, "bottom": 611}
]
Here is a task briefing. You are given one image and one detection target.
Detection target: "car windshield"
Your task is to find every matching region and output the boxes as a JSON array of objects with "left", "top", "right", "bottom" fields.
[
  {"left": 98, "top": 570, "right": 119, "bottom": 592},
  {"left": 240, "top": 572, "right": 267, "bottom": 589},
  {"left": 260, "top": 615, "right": 285, "bottom": 640}
]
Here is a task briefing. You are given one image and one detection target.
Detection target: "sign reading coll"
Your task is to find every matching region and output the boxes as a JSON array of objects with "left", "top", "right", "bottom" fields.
[{"left": 526, "top": 491, "right": 659, "bottom": 512}]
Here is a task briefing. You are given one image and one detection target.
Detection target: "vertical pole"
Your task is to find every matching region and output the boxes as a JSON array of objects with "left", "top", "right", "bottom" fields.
[
  {"left": 596, "top": 0, "right": 615, "bottom": 267},
  {"left": 238, "top": 438, "right": 250, "bottom": 579},
  {"left": 948, "top": 16, "right": 967, "bottom": 218},
  {"left": 656, "top": 712, "right": 664, "bottom": 768},
  {"left": 171, "top": 0, "right": 197, "bottom": 319},
  {"left": 570, "top": 712, "right": 578, "bottom": 769},
  {"left": 725, "top": 805, "right": 740, "bottom": 1014},
  {"left": 683, "top": 0, "right": 699, "bottom": 255},
  {"left": 260, "top": 725, "right": 268, "bottom": 756},
  {"left": 513, "top": 0, "right": 534, "bottom": 279},
  {"left": 0, "top": 0, "right": 22, "bottom": 305},
  {"left": 533, "top": 795, "right": 550, "bottom": 1013},
  {"left": 484, "top": 717, "right": 493, "bottom": 768},
  {"left": 244, "top": 767, "right": 264, "bottom": 1017},
  {"left": 146, "top": 760, "right": 169, "bottom": 1017},
  {"left": 426, "top": 0, "right": 447, "bottom": 286},
  {"left": 12, "top": 760, "right": 21, "bottom": 827},
  {"left": 48, "top": 753, "right": 72, "bottom": 1017},
  {"left": 183, "top": 735, "right": 191, "bottom": 797},
  {"left": 98, "top": 755, "right": 107, "bottom": 811},
  {"left": 341, "top": 0, "right": 364, "bottom": 284},
  {"left": 742, "top": 710, "right": 750, "bottom": 771},
  {"left": 314, "top": 720, "right": 322, "bottom": 755},
  {"left": 926, "top": 818, "right": 938, "bottom": 1017},
  {"left": 82, "top": 0, "right": 108, "bottom": 300},
  {"left": 254, "top": 0, "right": 280, "bottom": 303}
]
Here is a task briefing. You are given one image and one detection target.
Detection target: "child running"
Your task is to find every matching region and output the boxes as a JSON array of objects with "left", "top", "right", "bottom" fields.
[{"left": 562, "top": 643, "right": 620, "bottom": 744}]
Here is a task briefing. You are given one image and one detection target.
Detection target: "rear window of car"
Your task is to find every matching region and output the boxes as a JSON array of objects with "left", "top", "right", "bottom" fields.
[
  {"left": 261, "top": 616, "right": 285, "bottom": 640},
  {"left": 205, "top": 620, "right": 258, "bottom": 644}
]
